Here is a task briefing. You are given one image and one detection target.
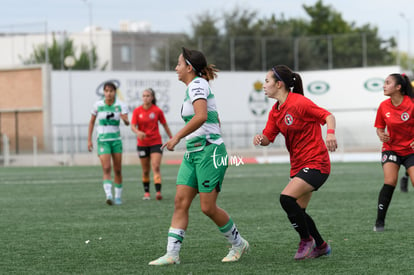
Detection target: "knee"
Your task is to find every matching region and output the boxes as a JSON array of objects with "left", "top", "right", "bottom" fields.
[
  {"left": 174, "top": 195, "right": 191, "bottom": 212},
  {"left": 113, "top": 168, "right": 122, "bottom": 177},
  {"left": 200, "top": 204, "right": 215, "bottom": 217},
  {"left": 280, "top": 194, "right": 297, "bottom": 212},
  {"left": 102, "top": 166, "right": 111, "bottom": 175}
]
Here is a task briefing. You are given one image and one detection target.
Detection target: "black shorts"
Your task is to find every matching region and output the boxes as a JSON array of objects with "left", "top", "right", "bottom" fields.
[
  {"left": 137, "top": 144, "right": 163, "bottom": 158},
  {"left": 381, "top": 151, "right": 414, "bottom": 169},
  {"left": 293, "top": 168, "right": 329, "bottom": 191}
]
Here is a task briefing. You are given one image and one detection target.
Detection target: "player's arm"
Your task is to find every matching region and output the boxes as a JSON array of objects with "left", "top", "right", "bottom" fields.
[
  {"left": 162, "top": 99, "right": 207, "bottom": 151},
  {"left": 121, "top": 113, "right": 130, "bottom": 126},
  {"left": 130, "top": 123, "right": 146, "bottom": 140},
  {"left": 87, "top": 115, "right": 96, "bottom": 152},
  {"left": 162, "top": 122, "right": 173, "bottom": 139},
  {"left": 325, "top": 114, "right": 337, "bottom": 152},
  {"left": 376, "top": 128, "right": 390, "bottom": 143}
]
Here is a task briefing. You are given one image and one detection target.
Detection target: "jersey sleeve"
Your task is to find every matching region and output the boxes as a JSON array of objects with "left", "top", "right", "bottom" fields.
[
  {"left": 301, "top": 96, "right": 331, "bottom": 125},
  {"left": 120, "top": 101, "right": 129, "bottom": 115},
  {"left": 262, "top": 108, "right": 280, "bottom": 142},
  {"left": 158, "top": 108, "right": 167, "bottom": 124},
  {"left": 188, "top": 79, "right": 208, "bottom": 103},
  {"left": 374, "top": 102, "right": 386, "bottom": 129},
  {"left": 131, "top": 107, "right": 139, "bottom": 125},
  {"left": 90, "top": 101, "right": 98, "bottom": 116}
]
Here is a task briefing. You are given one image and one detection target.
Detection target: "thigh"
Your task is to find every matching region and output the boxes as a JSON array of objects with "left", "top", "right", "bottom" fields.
[
  {"left": 281, "top": 176, "right": 314, "bottom": 201},
  {"left": 111, "top": 152, "right": 123, "bottom": 171},
  {"left": 176, "top": 156, "right": 198, "bottom": 189},
  {"left": 99, "top": 153, "right": 112, "bottom": 170},
  {"left": 196, "top": 144, "right": 228, "bottom": 193},
  {"left": 383, "top": 162, "right": 400, "bottom": 186},
  {"left": 150, "top": 152, "right": 163, "bottom": 168}
]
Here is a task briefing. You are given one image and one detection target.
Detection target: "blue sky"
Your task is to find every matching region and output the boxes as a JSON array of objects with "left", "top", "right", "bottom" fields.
[{"left": 1, "top": 0, "right": 412, "bottom": 53}]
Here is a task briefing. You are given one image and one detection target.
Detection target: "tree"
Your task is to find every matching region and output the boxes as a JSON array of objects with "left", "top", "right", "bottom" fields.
[
  {"left": 21, "top": 33, "right": 98, "bottom": 70},
  {"left": 301, "top": 0, "right": 396, "bottom": 69},
  {"left": 152, "top": 1, "right": 396, "bottom": 71}
]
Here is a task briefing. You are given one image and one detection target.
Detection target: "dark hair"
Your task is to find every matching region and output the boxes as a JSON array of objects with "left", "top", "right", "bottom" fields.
[
  {"left": 182, "top": 47, "right": 219, "bottom": 81},
  {"left": 145, "top": 88, "right": 157, "bottom": 105},
  {"left": 271, "top": 65, "right": 303, "bottom": 95},
  {"left": 103, "top": 81, "right": 117, "bottom": 91},
  {"left": 389, "top": 73, "right": 414, "bottom": 98}
]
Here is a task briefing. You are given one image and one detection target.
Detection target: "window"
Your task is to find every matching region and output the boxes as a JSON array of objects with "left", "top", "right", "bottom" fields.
[{"left": 121, "top": 45, "right": 131, "bottom": 63}]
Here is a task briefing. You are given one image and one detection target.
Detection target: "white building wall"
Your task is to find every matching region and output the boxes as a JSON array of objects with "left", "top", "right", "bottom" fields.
[
  {"left": 0, "top": 30, "right": 112, "bottom": 70},
  {"left": 51, "top": 66, "right": 398, "bottom": 152}
]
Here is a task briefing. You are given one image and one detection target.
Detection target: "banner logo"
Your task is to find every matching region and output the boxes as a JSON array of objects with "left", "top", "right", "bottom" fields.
[
  {"left": 364, "top": 78, "right": 384, "bottom": 92},
  {"left": 307, "top": 81, "right": 330, "bottom": 95}
]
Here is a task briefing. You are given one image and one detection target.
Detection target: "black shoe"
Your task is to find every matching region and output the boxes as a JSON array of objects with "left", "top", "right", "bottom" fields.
[{"left": 400, "top": 176, "right": 408, "bottom": 193}]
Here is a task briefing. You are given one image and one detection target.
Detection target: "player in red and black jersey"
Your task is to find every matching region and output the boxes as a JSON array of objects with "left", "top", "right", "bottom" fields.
[
  {"left": 253, "top": 65, "right": 337, "bottom": 260},
  {"left": 131, "top": 88, "right": 172, "bottom": 200},
  {"left": 373, "top": 73, "right": 414, "bottom": 232}
]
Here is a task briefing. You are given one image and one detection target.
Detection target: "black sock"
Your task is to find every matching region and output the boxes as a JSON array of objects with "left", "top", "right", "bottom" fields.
[
  {"left": 155, "top": 183, "right": 161, "bottom": 192},
  {"left": 280, "top": 194, "right": 309, "bottom": 239},
  {"left": 376, "top": 184, "right": 395, "bottom": 223},
  {"left": 143, "top": 182, "right": 150, "bottom": 193},
  {"left": 302, "top": 208, "right": 324, "bottom": 247}
]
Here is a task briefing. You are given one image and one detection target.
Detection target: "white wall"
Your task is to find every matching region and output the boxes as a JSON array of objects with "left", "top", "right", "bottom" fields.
[{"left": 51, "top": 66, "right": 398, "bottom": 150}]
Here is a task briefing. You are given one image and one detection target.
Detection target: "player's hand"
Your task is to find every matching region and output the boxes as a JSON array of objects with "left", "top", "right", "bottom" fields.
[
  {"left": 253, "top": 134, "right": 263, "bottom": 146},
  {"left": 87, "top": 141, "right": 93, "bottom": 152},
  {"left": 137, "top": 132, "right": 146, "bottom": 140},
  {"left": 325, "top": 133, "right": 337, "bottom": 152},
  {"left": 379, "top": 132, "right": 390, "bottom": 143},
  {"left": 162, "top": 136, "right": 180, "bottom": 151}
]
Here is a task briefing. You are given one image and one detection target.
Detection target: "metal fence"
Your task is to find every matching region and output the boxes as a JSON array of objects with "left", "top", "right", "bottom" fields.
[{"left": 0, "top": 23, "right": 400, "bottom": 72}]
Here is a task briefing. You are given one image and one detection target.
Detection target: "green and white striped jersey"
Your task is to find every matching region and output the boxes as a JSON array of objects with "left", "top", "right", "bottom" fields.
[
  {"left": 181, "top": 77, "right": 223, "bottom": 152},
  {"left": 91, "top": 98, "right": 129, "bottom": 142}
]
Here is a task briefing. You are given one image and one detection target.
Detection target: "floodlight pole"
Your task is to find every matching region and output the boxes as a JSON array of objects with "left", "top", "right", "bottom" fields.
[
  {"left": 64, "top": 56, "right": 76, "bottom": 165},
  {"left": 400, "top": 13, "right": 411, "bottom": 72},
  {"left": 82, "top": 0, "right": 94, "bottom": 70}
]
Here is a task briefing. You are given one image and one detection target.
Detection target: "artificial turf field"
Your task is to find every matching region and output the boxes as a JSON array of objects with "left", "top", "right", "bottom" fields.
[{"left": 1, "top": 162, "right": 413, "bottom": 274}]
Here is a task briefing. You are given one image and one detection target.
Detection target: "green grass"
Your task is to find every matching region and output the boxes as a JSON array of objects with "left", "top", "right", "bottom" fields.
[{"left": 0, "top": 162, "right": 413, "bottom": 274}]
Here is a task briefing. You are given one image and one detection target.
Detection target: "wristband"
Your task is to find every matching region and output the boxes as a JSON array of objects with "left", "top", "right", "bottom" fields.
[{"left": 327, "top": 129, "right": 335, "bottom": 134}]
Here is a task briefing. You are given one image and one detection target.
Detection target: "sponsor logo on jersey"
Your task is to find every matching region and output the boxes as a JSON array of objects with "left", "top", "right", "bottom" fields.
[{"left": 284, "top": 114, "right": 294, "bottom": 126}]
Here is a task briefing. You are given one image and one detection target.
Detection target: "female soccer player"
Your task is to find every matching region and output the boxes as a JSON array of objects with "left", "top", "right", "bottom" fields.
[
  {"left": 87, "top": 81, "right": 130, "bottom": 205},
  {"left": 131, "top": 88, "right": 172, "bottom": 200},
  {"left": 148, "top": 47, "right": 249, "bottom": 265},
  {"left": 253, "top": 65, "right": 337, "bottom": 260},
  {"left": 373, "top": 73, "right": 414, "bottom": 231}
]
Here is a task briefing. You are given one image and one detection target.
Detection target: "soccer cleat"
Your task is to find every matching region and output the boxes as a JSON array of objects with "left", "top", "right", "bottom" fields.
[
  {"left": 106, "top": 195, "right": 113, "bottom": 206},
  {"left": 114, "top": 197, "right": 122, "bottom": 205},
  {"left": 156, "top": 192, "right": 163, "bottom": 200},
  {"left": 148, "top": 254, "right": 180, "bottom": 265},
  {"left": 222, "top": 238, "right": 249, "bottom": 262},
  {"left": 143, "top": 192, "right": 151, "bottom": 200},
  {"left": 400, "top": 176, "right": 408, "bottom": 193},
  {"left": 308, "top": 242, "right": 332, "bottom": 258},
  {"left": 294, "top": 237, "right": 315, "bottom": 260},
  {"left": 373, "top": 221, "right": 384, "bottom": 232}
]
